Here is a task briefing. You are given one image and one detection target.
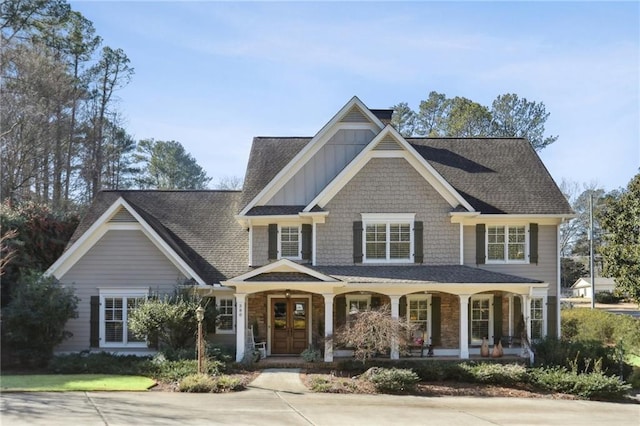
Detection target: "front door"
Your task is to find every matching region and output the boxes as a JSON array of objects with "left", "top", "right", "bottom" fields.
[{"left": 271, "top": 298, "right": 309, "bottom": 355}]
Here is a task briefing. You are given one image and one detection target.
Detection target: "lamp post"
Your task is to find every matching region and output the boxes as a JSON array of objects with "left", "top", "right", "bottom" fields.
[{"left": 196, "top": 306, "right": 205, "bottom": 374}]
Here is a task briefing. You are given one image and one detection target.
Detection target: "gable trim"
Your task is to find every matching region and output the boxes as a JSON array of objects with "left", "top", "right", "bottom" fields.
[
  {"left": 238, "top": 96, "right": 384, "bottom": 216},
  {"left": 45, "top": 197, "right": 207, "bottom": 285},
  {"left": 227, "top": 259, "right": 338, "bottom": 283},
  {"left": 304, "top": 125, "right": 474, "bottom": 212}
]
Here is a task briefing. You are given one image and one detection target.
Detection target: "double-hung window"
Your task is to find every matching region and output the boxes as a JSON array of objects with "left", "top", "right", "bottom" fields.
[
  {"left": 362, "top": 214, "right": 414, "bottom": 263},
  {"left": 470, "top": 295, "right": 493, "bottom": 345},
  {"left": 407, "top": 295, "right": 431, "bottom": 343},
  {"left": 530, "top": 298, "right": 544, "bottom": 340},
  {"left": 279, "top": 225, "right": 301, "bottom": 259},
  {"left": 99, "top": 289, "right": 147, "bottom": 348},
  {"left": 216, "top": 297, "right": 235, "bottom": 334},
  {"left": 346, "top": 295, "right": 371, "bottom": 317},
  {"left": 487, "top": 225, "right": 528, "bottom": 263}
]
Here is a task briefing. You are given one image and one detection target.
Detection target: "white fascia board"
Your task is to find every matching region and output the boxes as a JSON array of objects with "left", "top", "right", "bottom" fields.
[
  {"left": 46, "top": 197, "right": 207, "bottom": 286},
  {"left": 45, "top": 197, "right": 127, "bottom": 278},
  {"left": 450, "top": 213, "right": 574, "bottom": 225},
  {"left": 235, "top": 212, "right": 328, "bottom": 227},
  {"left": 238, "top": 97, "right": 384, "bottom": 216},
  {"left": 227, "top": 258, "right": 338, "bottom": 282},
  {"left": 305, "top": 125, "right": 474, "bottom": 212}
]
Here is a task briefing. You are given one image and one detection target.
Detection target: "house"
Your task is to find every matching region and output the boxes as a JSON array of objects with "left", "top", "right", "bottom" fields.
[
  {"left": 571, "top": 277, "right": 616, "bottom": 298},
  {"left": 46, "top": 96, "right": 574, "bottom": 362}
]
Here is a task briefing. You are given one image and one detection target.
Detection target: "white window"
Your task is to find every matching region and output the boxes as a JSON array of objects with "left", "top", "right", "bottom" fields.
[
  {"left": 487, "top": 225, "right": 528, "bottom": 263},
  {"left": 531, "top": 298, "right": 544, "bottom": 340},
  {"left": 216, "top": 297, "right": 235, "bottom": 334},
  {"left": 346, "top": 295, "right": 371, "bottom": 317},
  {"left": 470, "top": 295, "right": 493, "bottom": 345},
  {"left": 99, "top": 289, "right": 147, "bottom": 348},
  {"left": 362, "top": 213, "right": 414, "bottom": 263},
  {"left": 407, "top": 295, "right": 431, "bottom": 343},
  {"left": 279, "top": 225, "right": 301, "bottom": 259}
]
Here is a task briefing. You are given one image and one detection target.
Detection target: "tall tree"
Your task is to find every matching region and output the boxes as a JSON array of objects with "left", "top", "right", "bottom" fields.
[
  {"left": 390, "top": 102, "right": 416, "bottom": 137},
  {"left": 490, "top": 93, "right": 558, "bottom": 151},
  {"left": 134, "top": 139, "right": 211, "bottom": 190},
  {"left": 1, "top": 0, "right": 70, "bottom": 42},
  {"left": 391, "top": 91, "right": 558, "bottom": 151},
  {"left": 598, "top": 173, "right": 640, "bottom": 303}
]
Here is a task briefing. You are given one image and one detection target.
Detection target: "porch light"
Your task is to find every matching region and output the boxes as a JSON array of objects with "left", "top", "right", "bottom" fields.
[
  {"left": 196, "top": 306, "right": 205, "bottom": 322},
  {"left": 285, "top": 289, "right": 291, "bottom": 298}
]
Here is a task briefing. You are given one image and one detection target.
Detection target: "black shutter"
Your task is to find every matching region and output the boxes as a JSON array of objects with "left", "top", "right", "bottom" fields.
[
  {"left": 529, "top": 223, "right": 539, "bottom": 264},
  {"left": 414, "top": 221, "right": 424, "bottom": 263},
  {"left": 301, "top": 224, "right": 312, "bottom": 261},
  {"left": 514, "top": 296, "right": 523, "bottom": 338},
  {"left": 371, "top": 296, "right": 381, "bottom": 309},
  {"left": 476, "top": 224, "right": 486, "bottom": 264},
  {"left": 493, "top": 295, "right": 502, "bottom": 345},
  {"left": 547, "top": 296, "right": 558, "bottom": 338},
  {"left": 353, "top": 221, "right": 363, "bottom": 263},
  {"left": 90, "top": 296, "right": 100, "bottom": 348},
  {"left": 431, "top": 296, "right": 441, "bottom": 346},
  {"left": 268, "top": 224, "right": 278, "bottom": 260},
  {"left": 399, "top": 296, "right": 407, "bottom": 318},
  {"left": 336, "top": 296, "right": 346, "bottom": 328}
]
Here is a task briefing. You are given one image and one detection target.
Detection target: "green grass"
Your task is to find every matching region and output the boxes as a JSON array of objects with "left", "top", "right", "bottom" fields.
[
  {"left": 0, "top": 374, "right": 156, "bottom": 391},
  {"left": 627, "top": 355, "right": 640, "bottom": 367}
]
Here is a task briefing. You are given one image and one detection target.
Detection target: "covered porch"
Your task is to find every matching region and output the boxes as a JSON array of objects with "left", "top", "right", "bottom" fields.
[{"left": 219, "top": 261, "right": 551, "bottom": 363}]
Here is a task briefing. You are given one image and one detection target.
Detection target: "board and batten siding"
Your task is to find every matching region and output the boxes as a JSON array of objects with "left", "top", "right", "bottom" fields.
[
  {"left": 462, "top": 224, "right": 559, "bottom": 295},
  {"left": 267, "top": 129, "right": 375, "bottom": 206},
  {"left": 56, "top": 229, "right": 186, "bottom": 352},
  {"left": 317, "top": 157, "right": 459, "bottom": 265}
]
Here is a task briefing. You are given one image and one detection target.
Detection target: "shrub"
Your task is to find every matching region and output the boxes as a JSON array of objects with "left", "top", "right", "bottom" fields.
[
  {"left": 335, "top": 305, "right": 416, "bottom": 363},
  {"left": 214, "top": 375, "right": 243, "bottom": 391},
  {"left": 178, "top": 374, "right": 217, "bottom": 392},
  {"left": 561, "top": 309, "right": 640, "bottom": 356},
  {"left": 2, "top": 272, "right": 78, "bottom": 366},
  {"left": 49, "top": 352, "right": 149, "bottom": 374},
  {"left": 301, "top": 347, "right": 322, "bottom": 362},
  {"left": 142, "top": 357, "right": 222, "bottom": 382},
  {"left": 529, "top": 367, "right": 631, "bottom": 399},
  {"left": 594, "top": 291, "right": 621, "bottom": 304},
  {"left": 128, "top": 288, "right": 216, "bottom": 350},
  {"left": 628, "top": 367, "right": 640, "bottom": 389},
  {"left": 366, "top": 368, "right": 419, "bottom": 393},
  {"left": 532, "top": 337, "right": 626, "bottom": 377},
  {"left": 461, "top": 362, "right": 528, "bottom": 386}
]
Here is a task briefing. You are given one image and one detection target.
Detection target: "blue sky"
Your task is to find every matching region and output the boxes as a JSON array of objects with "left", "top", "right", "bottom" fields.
[{"left": 71, "top": 1, "right": 639, "bottom": 192}]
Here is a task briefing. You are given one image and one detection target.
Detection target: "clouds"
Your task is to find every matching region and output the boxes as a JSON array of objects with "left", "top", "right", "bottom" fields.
[{"left": 71, "top": 1, "right": 639, "bottom": 189}]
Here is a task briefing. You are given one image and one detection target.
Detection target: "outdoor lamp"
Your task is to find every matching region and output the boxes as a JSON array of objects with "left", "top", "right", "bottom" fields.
[{"left": 196, "top": 306, "right": 204, "bottom": 322}]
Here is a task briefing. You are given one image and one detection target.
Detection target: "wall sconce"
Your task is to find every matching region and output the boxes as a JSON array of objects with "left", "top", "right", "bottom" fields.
[{"left": 285, "top": 289, "right": 291, "bottom": 298}]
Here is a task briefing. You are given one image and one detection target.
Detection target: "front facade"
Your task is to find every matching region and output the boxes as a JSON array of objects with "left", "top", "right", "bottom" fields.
[{"left": 47, "top": 97, "right": 573, "bottom": 361}]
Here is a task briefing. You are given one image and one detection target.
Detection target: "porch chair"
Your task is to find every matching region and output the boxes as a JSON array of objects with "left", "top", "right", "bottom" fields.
[{"left": 247, "top": 326, "right": 267, "bottom": 359}]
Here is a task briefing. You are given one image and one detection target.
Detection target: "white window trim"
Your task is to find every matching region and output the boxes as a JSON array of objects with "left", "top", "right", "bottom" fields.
[
  {"left": 98, "top": 288, "right": 148, "bottom": 349},
  {"left": 485, "top": 224, "right": 529, "bottom": 264},
  {"left": 278, "top": 224, "right": 302, "bottom": 260},
  {"left": 470, "top": 294, "right": 494, "bottom": 345},
  {"left": 361, "top": 213, "right": 415, "bottom": 263},
  {"left": 346, "top": 294, "right": 371, "bottom": 317},
  {"left": 216, "top": 297, "right": 235, "bottom": 334},
  {"left": 406, "top": 294, "right": 432, "bottom": 344}
]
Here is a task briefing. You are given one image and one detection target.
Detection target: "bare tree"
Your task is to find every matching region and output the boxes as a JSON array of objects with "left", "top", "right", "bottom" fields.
[{"left": 213, "top": 175, "right": 243, "bottom": 190}]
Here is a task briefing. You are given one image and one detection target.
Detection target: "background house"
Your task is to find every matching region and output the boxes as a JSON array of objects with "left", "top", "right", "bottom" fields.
[{"left": 571, "top": 277, "right": 617, "bottom": 298}]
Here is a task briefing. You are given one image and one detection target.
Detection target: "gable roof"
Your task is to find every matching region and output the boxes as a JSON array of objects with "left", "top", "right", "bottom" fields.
[
  {"left": 59, "top": 190, "right": 250, "bottom": 284},
  {"left": 241, "top": 136, "right": 572, "bottom": 216},
  {"left": 239, "top": 96, "right": 384, "bottom": 215},
  {"left": 304, "top": 125, "right": 474, "bottom": 212}
]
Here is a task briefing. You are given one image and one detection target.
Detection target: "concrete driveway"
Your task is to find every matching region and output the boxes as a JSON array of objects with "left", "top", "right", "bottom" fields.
[{"left": 2, "top": 388, "right": 639, "bottom": 426}]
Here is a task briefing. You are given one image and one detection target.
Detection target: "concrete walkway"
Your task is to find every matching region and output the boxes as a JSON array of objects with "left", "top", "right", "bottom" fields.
[{"left": 247, "top": 368, "right": 308, "bottom": 394}]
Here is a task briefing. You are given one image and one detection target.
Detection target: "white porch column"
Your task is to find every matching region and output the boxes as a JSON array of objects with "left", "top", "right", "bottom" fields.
[
  {"left": 323, "top": 294, "right": 334, "bottom": 362},
  {"left": 459, "top": 294, "right": 470, "bottom": 359},
  {"left": 235, "top": 293, "right": 247, "bottom": 362},
  {"left": 389, "top": 295, "right": 401, "bottom": 360},
  {"left": 522, "top": 294, "right": 532, "bottom": 343}
]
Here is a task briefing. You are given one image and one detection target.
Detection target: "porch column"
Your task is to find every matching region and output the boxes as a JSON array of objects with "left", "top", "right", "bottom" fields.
[
  {"left": 522, "top": 294, "right": 532, "bottom": 343},
  {"left": 322, "top": 294, "right": 334, "bottom": 362},
  {"left": 235, "top": 293, "right": 247, "bottom": 362},
  {"left": 390, "top": 295, "right": 401, "bottom": 360},
  {"left": 459, "top": 294, "right": 470, "bottom": 359}
]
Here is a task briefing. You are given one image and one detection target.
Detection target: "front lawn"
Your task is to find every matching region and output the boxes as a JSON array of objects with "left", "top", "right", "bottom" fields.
[{"left": 0, "top": 374, "right": 156, "bottom": 391}]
